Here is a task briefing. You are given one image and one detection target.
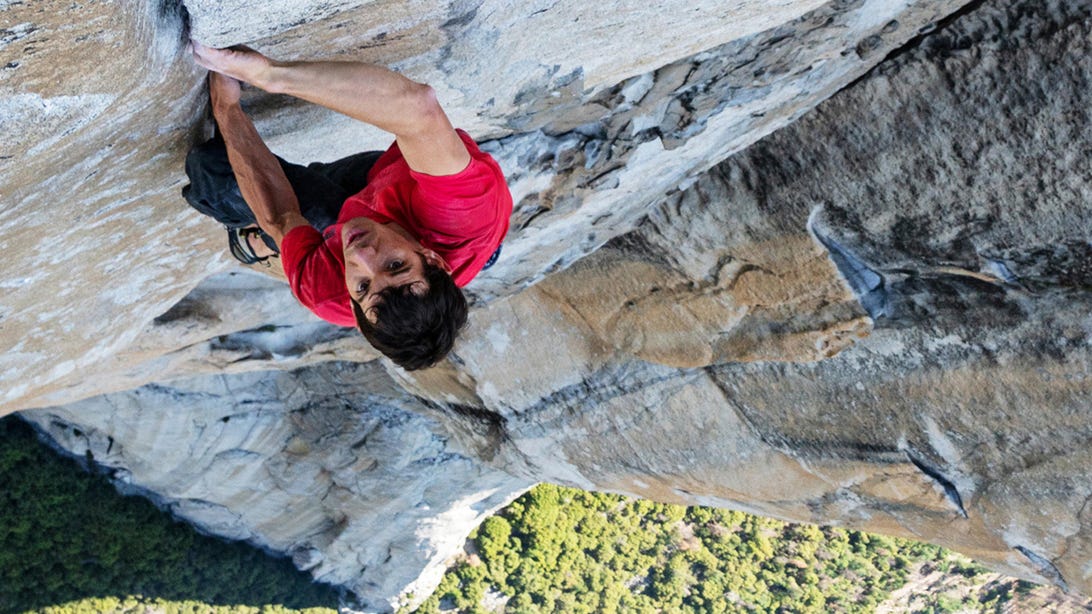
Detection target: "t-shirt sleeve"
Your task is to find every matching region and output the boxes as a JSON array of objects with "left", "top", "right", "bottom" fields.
[
  {"left": 409, "top": 130, "right": 505, "bottom": 202},
  {"left": 408, "top": 130, "right": 508, "bottom": 237},
  {"left": 280, "top": 225, "right": 355, "bottom": 327}
]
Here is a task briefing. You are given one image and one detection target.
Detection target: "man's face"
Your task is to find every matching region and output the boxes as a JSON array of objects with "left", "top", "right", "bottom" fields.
[{"left": 342, "top": 218, "right": 443, "bottom": 322}]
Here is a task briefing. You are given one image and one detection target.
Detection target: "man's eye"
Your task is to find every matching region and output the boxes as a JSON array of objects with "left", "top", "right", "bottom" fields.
[
  {"left": 389, "top": 260, "right": 404, "bottom": 271},
  {"left": 357, "top": 280, "right": 370, "bottom": 296}
]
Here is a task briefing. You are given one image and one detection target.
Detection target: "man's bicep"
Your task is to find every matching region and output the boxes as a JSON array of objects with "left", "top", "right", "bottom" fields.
[{"left": 395, "top": 97, "right": 471, "bottom": 177}]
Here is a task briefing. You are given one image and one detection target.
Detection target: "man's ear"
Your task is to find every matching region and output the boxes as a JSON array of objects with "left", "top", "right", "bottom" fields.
[{"left": 420, "top": 249, "right": 452, "bottom": 273}]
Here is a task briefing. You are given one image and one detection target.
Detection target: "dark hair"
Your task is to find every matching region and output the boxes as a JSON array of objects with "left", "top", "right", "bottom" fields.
[{"left": 352, "top": 257, "right": 468, "bottom": 370}]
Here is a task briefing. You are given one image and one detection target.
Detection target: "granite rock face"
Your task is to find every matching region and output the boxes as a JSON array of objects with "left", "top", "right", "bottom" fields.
[
  {"left": 28, "top": 361, "right": 528, "bottom": 603},
  {"left": 2, "top": 0, "right": 967, "bottom": 412},
  {"left": 5, "top": 0, "right": 1092, "bottom": 609}
]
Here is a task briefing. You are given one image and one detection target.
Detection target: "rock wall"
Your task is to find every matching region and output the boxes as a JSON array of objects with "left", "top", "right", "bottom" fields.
[
  {"left": 1, "top": 0, "right": 968, "bottom": 412},
  {"left": 27, "top": 361, "right": 529, "bottom": 604},
  {"left": 5, "top": 0, "right": 1092, "bottom": 610}
]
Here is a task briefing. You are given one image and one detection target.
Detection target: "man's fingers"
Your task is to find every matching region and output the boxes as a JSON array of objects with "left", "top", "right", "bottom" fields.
[
  {"left": 191, "top": 41, "right": 245, "bottom": 106},
  {"left": 188, "top": 39, "right": 272, "bottom": 90},
  {"left": 191, "top": 40, "right": 210, "bottom": 59},
  {"left": 191, "top": 40, "right": 214, "bottom": 69},
  {"left": 191, "top": 40, "right": 227, "bottom": 59},
  {"left": 191, "top": 40, "right": 230, "bottom": 69}
]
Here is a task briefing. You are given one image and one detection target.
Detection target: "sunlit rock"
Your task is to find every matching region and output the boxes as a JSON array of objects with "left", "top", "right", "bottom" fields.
[{"left": 6, "top": 0, "right": 1092, "bottom": 609}]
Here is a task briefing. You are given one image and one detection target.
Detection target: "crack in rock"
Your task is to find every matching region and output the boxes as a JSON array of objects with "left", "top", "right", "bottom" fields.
[{"left": 1014, "top": 545, "right": 1069, "bottom": 592}]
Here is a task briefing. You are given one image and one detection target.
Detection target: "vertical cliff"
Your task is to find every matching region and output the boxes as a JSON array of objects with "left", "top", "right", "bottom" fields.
[{"left": 5, "top": 0, "right": 1091, "bottom": 610}]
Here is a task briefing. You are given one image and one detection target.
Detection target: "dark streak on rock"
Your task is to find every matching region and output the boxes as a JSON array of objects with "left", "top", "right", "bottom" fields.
[
  {"left": 445, "top": 402, "right": 506, "bottom": 430},
  {"left": 425, "top": 400, "right": 509, "bottom": 463},
  {"left": 436, "top": 2, "right": 483, "bottom": 76},
  {"left": 706, "top": 371, "right": 909, "bottom": 463},
  {"left": 442, "top": 4, "right": 480, "bottom": 29},
  {"left": 843, "top": 0, "right": 989, "bottom": 92},
  {"left": 603, "top": 232, "right": 677, "bottom": 270},
  {"left": 809, "top": 213, "right": 888, "bottom": 319},
  {"left": 515, "top": 202, "right": 550, "bottom": 231},
  {"left": 517, "top": 362, "right": 687, "bottom": 421},
  {"left": 158, "top": 0, "right": 191, "bottom": 44},
  {"left": 906, "top": 451, "right": 969, "bottom": 518},
  {"left": 1014, "top": 545, "right": 1069, "bottom": 592}
]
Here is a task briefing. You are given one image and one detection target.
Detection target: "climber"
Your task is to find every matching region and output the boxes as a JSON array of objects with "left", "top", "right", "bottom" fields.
[{"left": 181, "top": 42, "right": 512, "bottom": 371}]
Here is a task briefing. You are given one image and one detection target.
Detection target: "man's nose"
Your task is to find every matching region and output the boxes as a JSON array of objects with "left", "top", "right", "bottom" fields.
[
  {"left": 346, "top": 244, "right": 379, "bottom": 267},
  {"left": 369, "top": 277, "right": 394, "bottom": 296}
]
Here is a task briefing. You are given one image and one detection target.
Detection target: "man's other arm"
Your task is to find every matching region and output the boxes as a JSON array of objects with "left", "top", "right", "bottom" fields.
[
  {"left": 208, "top": 72, "right": 308, "bottom": 246},
  {"left": 192, "top": 43, "right": 471, "bottom": 177}
]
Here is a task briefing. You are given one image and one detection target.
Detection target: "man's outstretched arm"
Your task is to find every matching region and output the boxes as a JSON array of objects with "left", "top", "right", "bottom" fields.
[
  {"left": 192, "top": 43, "right": 471, "bottom": 177},
  {"left": 207, "top": 72, "right": 308, "bottom": 247}
]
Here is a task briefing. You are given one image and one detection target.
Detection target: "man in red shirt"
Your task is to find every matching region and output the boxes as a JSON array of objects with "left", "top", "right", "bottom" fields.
[{"left": 183, "top": 43, "right": 512, "bottom": 370}]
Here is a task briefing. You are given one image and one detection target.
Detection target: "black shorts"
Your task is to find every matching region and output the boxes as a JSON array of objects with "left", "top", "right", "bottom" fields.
[{"left": 181, "top": 134, "right": 383, "bottom": 250}]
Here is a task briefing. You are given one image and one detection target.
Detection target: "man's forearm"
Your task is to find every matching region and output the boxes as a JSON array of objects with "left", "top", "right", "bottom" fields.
[
  {"left": 213, "top": 103, "right": 306, "bottom": 245},
  {"left": 262, "top": 61, "right": 438, "bottom": 138}
]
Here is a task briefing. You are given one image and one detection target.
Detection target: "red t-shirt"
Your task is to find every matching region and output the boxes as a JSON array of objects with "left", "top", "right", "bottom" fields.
[{"left": 281, "top": 130, "right": 512, "bottom": 327}]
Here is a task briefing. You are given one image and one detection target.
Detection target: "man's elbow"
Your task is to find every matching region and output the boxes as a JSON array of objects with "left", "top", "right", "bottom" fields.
[
  {"left": 402, "top": 84, "right": 449, "bottom": 136},
  {"left": 256, "top": 209, "right": 305, "bottom": 243}
]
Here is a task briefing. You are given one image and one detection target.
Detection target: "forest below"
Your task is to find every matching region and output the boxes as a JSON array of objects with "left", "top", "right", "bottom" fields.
[{"left": 1, "top": 416, "right": 1080, "bottom": 613}]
